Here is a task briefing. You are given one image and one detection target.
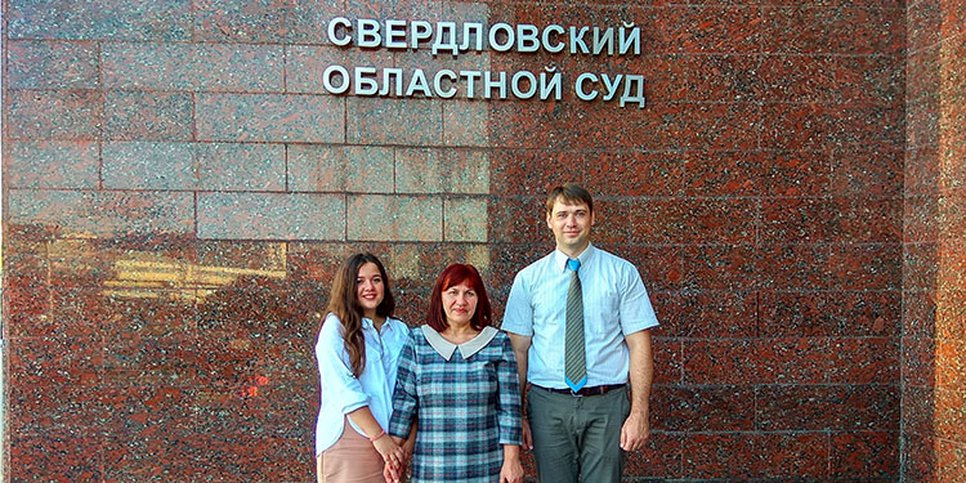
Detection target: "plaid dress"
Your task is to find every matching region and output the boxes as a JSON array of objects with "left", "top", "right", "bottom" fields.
[{"left": 389, "top": 325, "right": 522, "bottom": 482}]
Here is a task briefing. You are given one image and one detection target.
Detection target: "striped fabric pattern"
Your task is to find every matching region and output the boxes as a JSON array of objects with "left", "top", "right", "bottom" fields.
[{"left": 389, "top": 326, "right": 522, "bottom": 482}]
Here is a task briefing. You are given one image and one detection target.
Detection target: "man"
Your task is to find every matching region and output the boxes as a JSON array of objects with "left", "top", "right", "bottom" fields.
[{"left": 502, "top": 183, "right": 659, "bottom": 482}]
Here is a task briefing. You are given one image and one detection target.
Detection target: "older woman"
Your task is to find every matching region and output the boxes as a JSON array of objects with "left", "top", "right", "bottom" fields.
[{"left": 388, "top": 264, "right": 524, "bottom": 483}]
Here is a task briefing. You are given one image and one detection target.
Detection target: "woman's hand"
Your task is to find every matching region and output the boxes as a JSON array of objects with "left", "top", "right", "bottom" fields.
[
  {"left": 382, "top": 457, "right": 403, "bottom": 483},
  {"left": 372, "top": 434, "right": 404, "bottom": 471},
  {"left": 500, "top": 445, "right": 525, "bottom": 483}
]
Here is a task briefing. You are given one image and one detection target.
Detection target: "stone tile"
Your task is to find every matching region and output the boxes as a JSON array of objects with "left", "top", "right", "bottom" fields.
[
  {"left": 686, "top": 54, "right": 761, "bottom": 102},
  {"left": 396, "top": 148, "right": 489, "bottom": 194},
  {"left": 682, "top": 244, "right": 758, "bottom": 291},
  {"left": 443, "top": 101, "right": 489, "bottom": 147},
  {"left": 347, "top": 97, "right": 442, "bottom": 145},
  {"left": 288, "top": 145, "right": 394, "bottom": 193},
  {"left": 490, "top": 149, "right": 685, "bottom": 198},
  {"left": 652, "top": 339, "right": 683, "bottom": 386},
  {"left": 841, "top": 197, "right": 903, "bottom": 243},
  {"left": 764, "top": 102, "right": 903, "bottom": 151},
  {"left": 904, "top": 242, "right": 940, "bottom": 293},
  {"left": 830, "top": 148, "right": 903, "bottom": 199},
  {"left": 9, "top": 431, "right": 103, "bottom": 481},
  {"left": 684, "top": 338, "right": 829, "bottom": 385},
  {"left": 7, "top": 40, "right": 99, "bottom": 89},
  {"left": 907, "top": 46, "right": 941, "bottom": 103},
  {"left": 197, "top": 94, "right": 344, "bottom": 143},
  {"left": 6, "top": 140, "right": 100, "bottom": 189},
  {"left": 105, "top": 91, "right": 193, "bottom": 141},
  {"left": 197, "top": 192, "right": 345, "bottom": 240},
  {"left": 903, "top": 336, "right": 938, "bottom": 388},
  {"left": 936, "top": 439, "right": 966, "bottom": 482},
  {"left": 684, "top": 102, "right": 762, "bottom": 151},
  {"left": 681, "top": 433, "right": 827, "bottom": 480},
  {"left": 653, "top": 385, "right": 755, "bottom": 432},
  {"left": 193, "top": 0, "right": 288, "bottom": 43},
  {"left": 828, "top": 243, "right": 902, "bottom": 290},
  {"left": 102, "top": 142, "right": 196, "bottom": 190},
  {"left": 906, "top": 96, "right": 941, "bottom": 149},
  {"left": 102, "top": 335, "right": 205, "bottom": 387},
  {"left": 756, "top": 385, "right": 899, "bottom": 431},
  {"left": 652, "top": 291, "right": 756, "bottom": 338},
  {"left": 6, "top": 0, "right": 191, "bottom": 40},
  {"left": 623, "top": 432, "right": 683, "bottom": 479},
  {"left": 828, "top": 337, "right": 900, "bottom": 384},
  {"left": 7, "top": 89, "right": 103, "bottom": 140},
  {"left": 102, "top": 42, "right": 283, "bottom": 92},
  {"left": 7, "top": 189, "right": 195, "bottom": 237},
  {"left": 448, "top": 150, "right": 490, "bottom": 194},
  {"left": 684, "top": 150, "right": 763, "bottom": 197},
  {"left": 667, "top": 6, "right": 762, "bottom": 54},
  {"left": 761, "top": 197, "right": 842, "bottom": 244},
  {"left": 196, "top": 143, "right": 285, "bottom": 192},
  {"left": 763, "top": 6, "right": 902, "bottom": 55},
  {"left": 444, "top": 197, "right": 488, "bottom": 242},
  {"left": 760, "top": 290, "right": 900, "bottom": 337},
  {"left": 345, "top": 0, "right": 439, "bottom": 23},
  {"left": 830, "top": 431, "right": 900, "bottom": 479},
  {"left": 286, "top": 0, "right": 346, "bottom": 44},
  {"left": 908, "top": 0, "right": 942, "bottom": 52},
  {"left": 347, "top": 195, "right": 442, "bottom": 242},
  {"left": 936, "top": 289, "right": 966, "bottom": 340}
]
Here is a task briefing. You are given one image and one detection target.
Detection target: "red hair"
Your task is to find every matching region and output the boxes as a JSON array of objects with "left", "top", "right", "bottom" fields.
[{"left": 426, "top": 264, "right": 492, "bottom": 332}]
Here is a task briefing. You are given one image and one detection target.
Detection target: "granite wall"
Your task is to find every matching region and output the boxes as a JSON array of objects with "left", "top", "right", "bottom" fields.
[
  {"left": 902, "top": 0, "right": 965, "bottom": 480},
  {"left": 0, "top": 0, "right": 937, "bottom": 480}
]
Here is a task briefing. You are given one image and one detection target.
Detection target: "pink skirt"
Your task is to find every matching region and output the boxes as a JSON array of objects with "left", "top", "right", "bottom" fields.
[{"left": 317, "top": 418, "right": 384, "bottom": 483}]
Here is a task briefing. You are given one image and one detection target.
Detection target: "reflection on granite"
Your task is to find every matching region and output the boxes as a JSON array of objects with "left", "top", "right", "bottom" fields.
[{"left": 3, "top": 0, "right": 959, "bottom": 480}]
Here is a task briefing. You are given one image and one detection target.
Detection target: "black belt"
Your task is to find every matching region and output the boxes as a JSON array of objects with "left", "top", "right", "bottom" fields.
[{"left": 534, "top": 383, "right": 626, "bottom": 397}]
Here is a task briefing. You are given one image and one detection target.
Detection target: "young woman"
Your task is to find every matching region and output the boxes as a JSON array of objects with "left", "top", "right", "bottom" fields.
[
  {"left": 315, "top": 253, "right": 409, "bottom": 483},
  {"left": 388, "top": 264, "right": 524, "bottom": 483}
]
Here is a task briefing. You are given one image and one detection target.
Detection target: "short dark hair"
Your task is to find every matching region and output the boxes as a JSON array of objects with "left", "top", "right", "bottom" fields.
[
  {"left": 546, "top": 183, "right": 593, "bottom": 214},
  {"left": 426, "top": 263, "right": 492, "bottom": 333}
]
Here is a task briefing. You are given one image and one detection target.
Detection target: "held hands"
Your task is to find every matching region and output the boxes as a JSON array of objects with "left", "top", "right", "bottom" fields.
[
  {"left": 499, "top": 459, "right": 524, "bottom": 483},
  {"left": 500, "top": 446, "right": 525, "bottom": 483},
  {"left": 520, "top": 418, "right": 533, "bottom": 451},
  {"left": 619, "top": 411, "right": 650, "bottom": 452},
  {"left": 372, "top": 434, "right": 405, "bottom": 483}
]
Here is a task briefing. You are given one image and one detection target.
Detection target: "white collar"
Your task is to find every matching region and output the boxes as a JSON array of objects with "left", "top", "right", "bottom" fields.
[{"left": 421, "top": 325, "right": 498, "bottom": 360}]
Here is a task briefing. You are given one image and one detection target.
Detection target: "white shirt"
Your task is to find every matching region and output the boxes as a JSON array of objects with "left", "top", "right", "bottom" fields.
[
  {"left": 314, "top": 312, "right": 408, "bottom": 456},
  {"left": 502, "top": 244, "right": 659, "bottom": 389}
]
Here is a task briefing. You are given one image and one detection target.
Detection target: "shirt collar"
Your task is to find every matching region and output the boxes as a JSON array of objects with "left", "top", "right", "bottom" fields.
[
  {"left": 553, "top": 243, "right": 596, "bottom": 272},
  {"left": 421, "top": 325, "right": 498, "bottom": 360},
  {"left": 361, "top": 316, "right": 395, "bottom": 333}
]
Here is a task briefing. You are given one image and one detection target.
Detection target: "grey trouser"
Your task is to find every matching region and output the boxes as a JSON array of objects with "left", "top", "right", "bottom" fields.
[{"left": 527, "top": 385, "right": 630, "bottom": 483}]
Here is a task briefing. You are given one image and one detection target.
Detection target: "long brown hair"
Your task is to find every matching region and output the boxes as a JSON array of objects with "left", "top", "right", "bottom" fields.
[
  {"left": 426, "top": 263, "right": 492, "bottom": 333},
  {"left": 326, "top": 253, "right": 396, "bottom": 377}
]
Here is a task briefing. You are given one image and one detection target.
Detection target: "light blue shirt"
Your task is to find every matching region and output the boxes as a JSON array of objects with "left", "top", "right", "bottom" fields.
[
  {"left": 502, "top": 244, "right": 659, "bottom": 389},
  {"left": 314, "top": 312, "right": 408, "bottom": 456}
]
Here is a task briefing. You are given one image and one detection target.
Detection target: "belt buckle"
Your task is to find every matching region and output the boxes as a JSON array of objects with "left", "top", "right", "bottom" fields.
[{"left": 569, "top": 388, "right": 583, "bottom": 398}]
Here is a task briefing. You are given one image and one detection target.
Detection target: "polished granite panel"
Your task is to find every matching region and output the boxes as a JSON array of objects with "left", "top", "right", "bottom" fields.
[
  {"left": 6, "top": 40, "right": 100, "bottom": 89},
  {"left": 0, "top": 0, "right": 943, "bottom": 480},
  {"left": 652, "top": 385, "right": 755, "bottom": 432},
  {"left": 681, "top": 433, "right": 827, "bottom": 479},
  {"left": 6, "top": 0, "right": 192, "bottom": 41},
  {"left": 6, "top": 140, "right": 101, "bottom": 189},
  {"left": 102, "top": 42, "right": 284, "bottom": 92},
  {"left": 7, "top": 89, "right": 103, "bottom": 140}
]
